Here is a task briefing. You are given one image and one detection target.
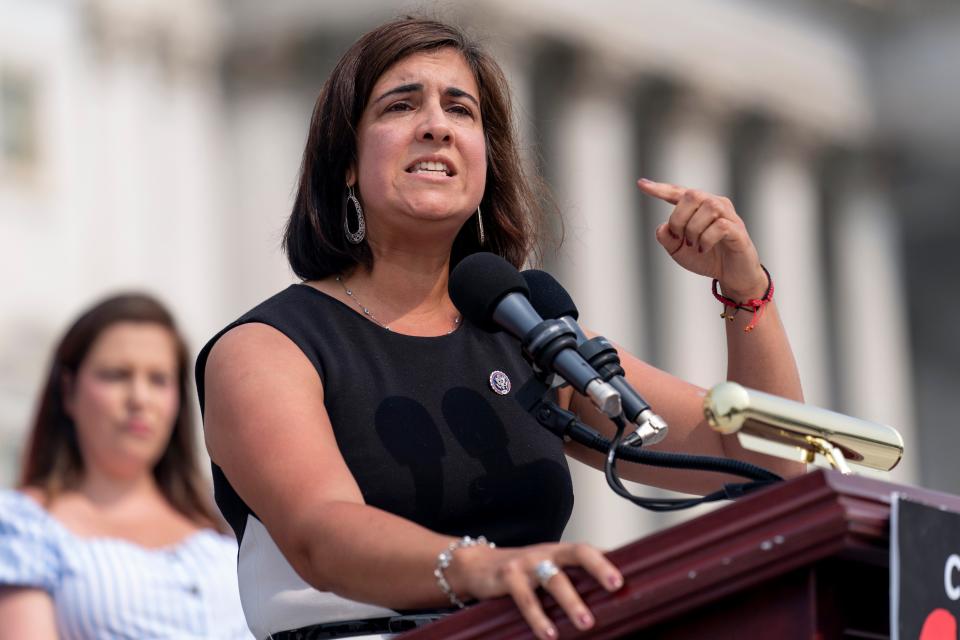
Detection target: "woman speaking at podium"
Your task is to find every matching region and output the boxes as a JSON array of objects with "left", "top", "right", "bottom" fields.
[{"left": 197, "top": 16, "right": 804, "bottom": 640}]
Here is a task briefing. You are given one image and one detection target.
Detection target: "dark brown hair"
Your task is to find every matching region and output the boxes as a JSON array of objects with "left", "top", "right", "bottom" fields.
[
  {"left": 283, "top": 16, "right": 548, "bottom": 279},
  {"left": 19, "top": 293, "right": 224, "bottom": 531}
]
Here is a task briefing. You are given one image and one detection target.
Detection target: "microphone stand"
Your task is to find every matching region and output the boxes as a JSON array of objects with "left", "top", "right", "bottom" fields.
[{"left": 515, "top": 375, "right": 782, "bottom": 512}]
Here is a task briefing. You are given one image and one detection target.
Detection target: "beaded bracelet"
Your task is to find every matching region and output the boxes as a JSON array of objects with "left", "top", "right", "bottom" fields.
[
  {"left": 711, "top": 265, "right": 774, "bottom": 333},
  {"left": 434, "top": 535, "right": 496, "bottom": 608}
]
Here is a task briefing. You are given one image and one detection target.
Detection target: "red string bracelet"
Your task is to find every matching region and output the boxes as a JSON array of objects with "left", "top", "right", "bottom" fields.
[{"left": 711, "top": 265, "right": 773, "bottom": 333}]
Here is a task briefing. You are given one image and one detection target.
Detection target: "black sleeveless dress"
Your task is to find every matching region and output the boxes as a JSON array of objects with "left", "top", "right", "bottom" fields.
[{"left": 196, "top": 283, "right": 574, "bottom": 552}]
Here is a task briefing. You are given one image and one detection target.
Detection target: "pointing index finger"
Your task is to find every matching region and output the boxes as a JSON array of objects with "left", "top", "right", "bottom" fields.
[{"left": 637, "top": 178, "right": 684, "bottom": 205}]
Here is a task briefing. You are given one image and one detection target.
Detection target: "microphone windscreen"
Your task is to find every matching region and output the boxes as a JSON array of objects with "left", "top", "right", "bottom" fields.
[
  {"left": 522, "top": 270, "right": 579, "bottom": 320},
  {"left": 449, "top": 252, "right": 529, "bottom": 332}
]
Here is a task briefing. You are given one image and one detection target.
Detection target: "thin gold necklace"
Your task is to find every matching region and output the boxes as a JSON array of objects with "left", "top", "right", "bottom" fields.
[{"left": 335, "top": 275, "right": 461, "bottom": 334}]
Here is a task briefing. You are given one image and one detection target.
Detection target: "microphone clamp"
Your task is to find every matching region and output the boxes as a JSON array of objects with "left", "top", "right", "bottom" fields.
[
  {"left": 622, "top": 410, "right": 669, "bottom": 447},
  {"left": 520, "top": 318, "right": 621, "bottom": 418},
  {"left": 576, "top": 334, "right": 668, "bottom": 445},
  {"left": 583, "top": 380, "right": 623, "bottom": 419},
  {"left": 520, "top": 318, "right": 578, "bottom": 372}
]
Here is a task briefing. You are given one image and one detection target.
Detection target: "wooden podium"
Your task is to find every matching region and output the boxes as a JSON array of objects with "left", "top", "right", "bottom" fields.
[{"left": 400, "top": 469, "right": 960, "bottom": 639}]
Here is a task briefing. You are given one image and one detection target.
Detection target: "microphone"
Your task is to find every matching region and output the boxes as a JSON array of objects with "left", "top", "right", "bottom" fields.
[
  {"left": 449, "top": 253, "right": 621, "bottom": 417},
  {"left": 522, "top": 269, "right": 668, "bottom": 446}
]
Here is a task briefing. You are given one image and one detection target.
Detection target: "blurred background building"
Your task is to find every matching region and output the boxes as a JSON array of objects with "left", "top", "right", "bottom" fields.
[{"left": 1, "top": 0, "right": 958, "bottom": 549}]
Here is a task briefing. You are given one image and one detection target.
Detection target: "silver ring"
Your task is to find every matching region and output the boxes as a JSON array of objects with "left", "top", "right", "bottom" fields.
[{"left": 534, "top": 560, "right": 560, "bottom": 587}]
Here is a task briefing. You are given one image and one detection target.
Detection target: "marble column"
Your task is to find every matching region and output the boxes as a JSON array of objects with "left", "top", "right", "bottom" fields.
[
  {"left": 548, "top": 58, "right": 655, "bottom": 549},
  {"left": 635, "top": 96, "right": 732, "bottom": 531},
  {"left": 82, "top": 0, "right": 227, "bottom": 348},
  {"left": 745, "top": 131, "right": 832, "bottom": 408},
  {"left": 831, "top": 162, "right": 917, "bottom": 484}
]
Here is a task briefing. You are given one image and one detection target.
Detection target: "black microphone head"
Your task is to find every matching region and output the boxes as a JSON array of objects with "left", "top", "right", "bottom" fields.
[
  {"left": 449, "top": 252, "right": 529, "bottom": 332},
  {"left": 521, "top": 269, "right": 579, "bottom": 320}
]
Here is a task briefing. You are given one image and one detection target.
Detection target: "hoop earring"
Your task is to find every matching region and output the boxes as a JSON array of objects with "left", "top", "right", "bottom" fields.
[
  {"left": 476, "top": 206, "right": 485, "bottom": 246},
  {"left": 343, "top": 185, "right": 365, "bottom": 244}
]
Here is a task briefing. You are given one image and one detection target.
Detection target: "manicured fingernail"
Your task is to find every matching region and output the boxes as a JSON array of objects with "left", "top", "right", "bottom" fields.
[
  {"left": 542, "top": 624, "right": 557, "bottom": 639},
  {"left": 578, "top": 612, "right": 594, "bottom": 628},
  {"left": 607, "top": 574, "right": 623, "bottom": 589},
  {"left": 638, "top": 177, "right": 652, "bottom": 184}
]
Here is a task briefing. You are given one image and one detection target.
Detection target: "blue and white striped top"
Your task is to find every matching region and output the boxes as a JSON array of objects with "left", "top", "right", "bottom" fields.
[{"left": 0, "top": 490, "right": 253, "bottom": 639}]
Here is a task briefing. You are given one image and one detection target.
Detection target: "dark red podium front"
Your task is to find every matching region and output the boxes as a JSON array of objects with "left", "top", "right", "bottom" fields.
[{"left": 400, "top": 469, "right": 960, "bottom": 639}]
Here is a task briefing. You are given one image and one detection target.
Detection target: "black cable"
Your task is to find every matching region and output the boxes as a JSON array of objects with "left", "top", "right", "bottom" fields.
[
  {"left": 585, "top": 422, "right": 779, "bottom": 481},
  {"left": 517, "top": 376, "right": 781, "bottom": 511},
  {"left": 529, "top": 396, "right": 782, "bottom": 483},
  {"left": 602, "top": 414, "right": 777, "bottom": 512}
]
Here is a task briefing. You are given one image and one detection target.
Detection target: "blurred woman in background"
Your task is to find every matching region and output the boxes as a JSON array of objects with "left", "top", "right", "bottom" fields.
[{"left": 0, "top": 293, "right": 251, "bottom": 639}]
